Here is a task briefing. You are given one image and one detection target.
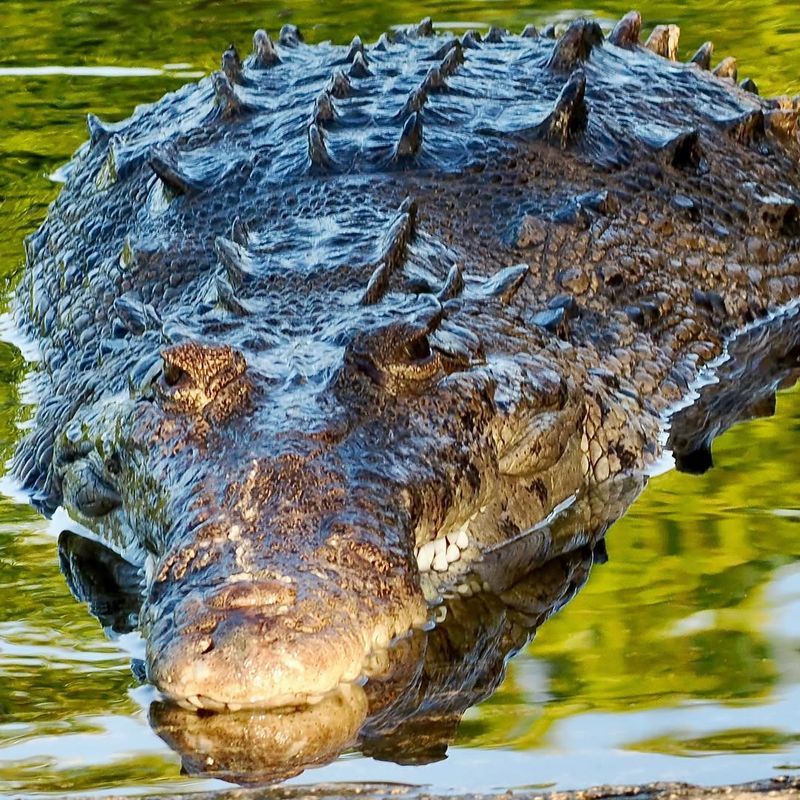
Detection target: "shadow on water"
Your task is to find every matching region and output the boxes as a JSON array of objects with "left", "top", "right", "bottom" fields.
[{"left": 51, "top": 303, "right": 800, "bottom": 787}]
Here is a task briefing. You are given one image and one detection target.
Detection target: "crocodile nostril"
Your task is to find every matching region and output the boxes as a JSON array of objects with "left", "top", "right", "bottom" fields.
[{"left": 69, "top": 461, "right": 122, "bottom": 517}]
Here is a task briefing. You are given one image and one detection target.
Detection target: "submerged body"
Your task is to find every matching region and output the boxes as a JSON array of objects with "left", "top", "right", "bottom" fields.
[{"left": 11, "top": 12, "right": 800, "bottom": 710}]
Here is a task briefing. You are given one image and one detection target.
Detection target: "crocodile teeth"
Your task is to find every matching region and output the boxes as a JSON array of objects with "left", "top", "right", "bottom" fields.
[
  {"left": 414, "top": 526, "right": 470, "bottom": 573},
  {"left": 454, "top": 526, "right": 469, "bottom": 549},
  {"left": 432, "top": 553, "right": 448, "bottom": 572},
  {"left": 416, "top": 541, "right": 435, "bottom": 571}
]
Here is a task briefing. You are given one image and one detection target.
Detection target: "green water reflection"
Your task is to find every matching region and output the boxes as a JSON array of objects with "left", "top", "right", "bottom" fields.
[{"left": 0, "top": 0, "right": 799, "bottom": 794}]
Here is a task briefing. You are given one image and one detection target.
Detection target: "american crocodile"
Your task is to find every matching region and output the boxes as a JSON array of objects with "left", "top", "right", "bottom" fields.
[{"left": 10, "top": 11, "right": 800, "bottom": 713}]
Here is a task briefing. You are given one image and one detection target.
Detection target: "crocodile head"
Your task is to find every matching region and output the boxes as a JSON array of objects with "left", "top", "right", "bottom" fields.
[{"left": 49, "top": 256, "right": 594, "bottom": 710}]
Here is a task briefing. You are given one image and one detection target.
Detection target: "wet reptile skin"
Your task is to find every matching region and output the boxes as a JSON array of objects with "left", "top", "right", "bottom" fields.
[{"left": 10, "top": 12, "right": 800, "bottom": 710}]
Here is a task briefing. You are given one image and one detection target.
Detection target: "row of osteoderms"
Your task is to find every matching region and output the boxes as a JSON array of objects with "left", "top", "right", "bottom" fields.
[
  {"left": 298, "top": 13, "right": 761, "bottom": 171},
  {"left": 86, "top": 11, "right": 766, "bottom": 202}
]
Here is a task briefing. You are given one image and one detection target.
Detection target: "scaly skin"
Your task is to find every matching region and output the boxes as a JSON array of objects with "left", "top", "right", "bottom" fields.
[{"left": 11, "top": 12, "right": 800, "bottom": 710}]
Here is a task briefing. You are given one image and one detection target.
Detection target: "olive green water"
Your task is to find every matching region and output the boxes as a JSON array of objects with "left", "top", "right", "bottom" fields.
[{"left": 1, "top": 0, "right": 799, "bottom": 795}]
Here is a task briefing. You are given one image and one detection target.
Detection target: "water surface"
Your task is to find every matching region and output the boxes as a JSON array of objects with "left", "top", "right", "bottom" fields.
[{"left": 0, "top": 0, "right": 799, "bottom": 795}]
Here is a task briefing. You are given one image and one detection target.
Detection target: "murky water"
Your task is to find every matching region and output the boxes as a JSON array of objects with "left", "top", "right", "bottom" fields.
[{"left": 1, "top": 0, "right": 799, "bottom": 795}]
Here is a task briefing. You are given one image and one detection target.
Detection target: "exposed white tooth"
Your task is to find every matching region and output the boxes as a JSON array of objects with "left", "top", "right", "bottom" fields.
[
  {"left": 186, "top": 695, "right": 203, "bottom": 709},
  {"left": 457, "top": 583, "right": 473, "bottom": 596},
  {"left": 446, "top": 543, "right": 460, "bottom": 563},
  {"left": 417, "top": 541, "right": 435, "bottom": 572},
  {"left": 433, "top": 537, "right": 447, "bottom": 558},
  {"left": 227, "top": 702, "right": 242, "bottom": 712},
  {"left": 455, "top": 527, "right": 469, "bottom": 549},
  {"left": 433, "top": 605, "right": 447, "bottom": 623},
  {"left": 432, "top": 552, "right": 449, "bottom": 572}
]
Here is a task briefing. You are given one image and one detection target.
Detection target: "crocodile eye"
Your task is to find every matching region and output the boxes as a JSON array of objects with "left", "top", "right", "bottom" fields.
[
  {"left": 401, "top": 335, "right": 432, "bottom": 362},
  {"left": 163, "top": 362, "right": 185, "bottom": 387}
]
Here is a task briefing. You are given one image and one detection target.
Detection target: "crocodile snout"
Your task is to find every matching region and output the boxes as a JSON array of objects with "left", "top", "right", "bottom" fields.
[{"left": 145, "top": 571, "right": 426, "bottom": 711}]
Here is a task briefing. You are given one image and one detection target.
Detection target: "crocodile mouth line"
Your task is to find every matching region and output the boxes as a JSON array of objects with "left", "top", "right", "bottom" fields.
[
  {"left": 171, "top": 681, "right": 364, "bottom": 714},
  {"left": 162, "top": 621, "right": 427, "bottom": 713}
]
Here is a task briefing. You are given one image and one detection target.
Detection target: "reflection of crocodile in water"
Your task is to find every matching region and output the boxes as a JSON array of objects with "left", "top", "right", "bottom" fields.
[{"left": 10, "top": 10, "right": 800, "bottom": 716}]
